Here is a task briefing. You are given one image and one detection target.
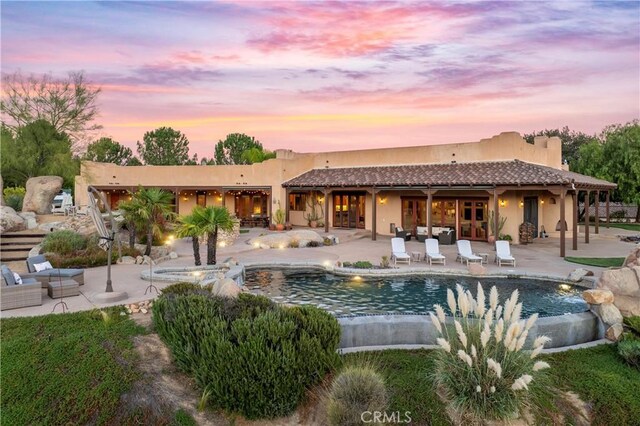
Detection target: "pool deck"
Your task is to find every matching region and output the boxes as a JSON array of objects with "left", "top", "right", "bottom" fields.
[{"left": 2, "top": 225, "right": 637, "bottom": 318}]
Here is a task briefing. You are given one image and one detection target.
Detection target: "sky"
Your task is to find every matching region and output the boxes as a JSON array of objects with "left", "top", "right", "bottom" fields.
[{"left": 1, "top": 1, "right": 639, "bottom": 157}]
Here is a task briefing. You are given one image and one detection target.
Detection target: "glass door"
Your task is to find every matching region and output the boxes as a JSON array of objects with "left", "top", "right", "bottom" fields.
[
  {"left": 333, "top": 193, "right": 365, "bottom": 229},
  {"left": 401, "top": 198, "right": 427, "bottom": 234},
  {"left": 459, "top": 199, "right": 488, "bottom": 240}
]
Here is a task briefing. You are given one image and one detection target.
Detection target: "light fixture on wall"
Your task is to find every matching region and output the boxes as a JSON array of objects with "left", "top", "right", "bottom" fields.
[
  {"left": 379, "top": 195, "right": 387, "bottom": 204},
  {"left": 540, "top": 199, "right": 545, "bottom": 205},
  {"left": 519, "top": 200, "right": 524, "bottom": 208},
  {"left": 499, "top": 199, "right": 506, "bottom": 208}
]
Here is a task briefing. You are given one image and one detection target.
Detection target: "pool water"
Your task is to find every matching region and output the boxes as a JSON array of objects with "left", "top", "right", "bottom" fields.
[{"left": 245, "top": 269, "right": 588, "bottom": 317}]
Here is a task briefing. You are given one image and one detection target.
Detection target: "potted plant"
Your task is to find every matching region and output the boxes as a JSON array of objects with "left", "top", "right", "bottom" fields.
[
  {"left": 274, "top": 201, "right": 285, "bottom": 231},
  {"left": 303, "top": 192, "right": 324, "bottom": 228},
  {"left": 488, "top": 210, "right": 507, "bottom": 244}
]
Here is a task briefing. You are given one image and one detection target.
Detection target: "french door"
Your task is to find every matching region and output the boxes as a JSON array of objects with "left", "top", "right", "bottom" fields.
[
  {"left": 401, "top": 198, "right": 427, "bottom": 234},
  {"left": 333, "top": 193, "right": 365, "bottom": 229},
  {"left": 459, "top": 200, "right": 488, "bottom": 241}
]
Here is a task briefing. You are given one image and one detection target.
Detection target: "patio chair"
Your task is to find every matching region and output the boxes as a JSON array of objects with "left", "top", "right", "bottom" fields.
[
  {"left": 1, "top": 265, "right": 42, "bottom": 310},
  {"left": 391, "top": 237, "right": 411, "bottom": 265},
  {"left": 26, "top": 255, "right": 85, "bottom": 287},
  {"left": 495, "top": 240, "right": 516, "bottom": 267},
  {"left": 395, "top": 226, "right": 411, "bottom": 241},
  {"left": 424, "top": 238, "right": 446, "bottom": 265},
  {"left": 438, "top": 228, "right": 456, "bottom": 245},
  {"left": 455, "top": 240, "right": 483, "bottom": 265},
  {"left": 51, "top": 193, "right": 73, "bottom": 215}
]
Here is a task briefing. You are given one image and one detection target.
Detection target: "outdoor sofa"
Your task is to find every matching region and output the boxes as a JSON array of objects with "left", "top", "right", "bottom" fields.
[
  {"left": 416, "top": 226, "right": 456, "bottom": 243},
  {"left": 26, "top": 255, "right": 85, "bottom": 287},
  {"left": 1, "top": 265, "right": 42, "bottom": 310}
]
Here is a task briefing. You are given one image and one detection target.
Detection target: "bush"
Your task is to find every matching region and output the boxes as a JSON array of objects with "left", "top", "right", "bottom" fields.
[
  {"left": 623, "top": 316, "right": 640, "bottom": 336},
  {"left": 380, "top": 256, "right": 390, "bottom": 269},
  {"left": 42, "top": 230, "right": 88, "bottom": 255},
  {"left": 161, "top": 282, "right": 212, "bottom": 295},
  {"left": 498, "top": 234, "right": 513, "bottom": 241},
  {"left": 289, "top": 240, "right": 300, "bottom": 248},
  {"left": 153, "top": 290, "right": 341, "bottom": 419},
  {"left": 431, "top": 283, "right": 551, "bottom": 421},
  {"left": 618, "top": 338, "right": 640, "bottom": 369},
  {"left": 3, "top": 186, "right": 26, "bottom": 210},
  {"left": 307, "top": 240, "right": 321, "bottom": 247},
  {"left": 327, "top": 365, "right": 388, "bottom": 426}
]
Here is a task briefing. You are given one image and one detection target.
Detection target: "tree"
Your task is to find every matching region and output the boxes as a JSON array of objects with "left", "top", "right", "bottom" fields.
[
  {"left": 136, "top": 127, "right": 195, "bottom": 165},
  {"left": 0, "top": 119, "right": 79, "bottom": 188},
  {"left": 190, "top": 206, "right": 236, "bottom": 265},
  {"left": 523, "top": 127, "right": 597, "bottom": 169},
  {"left": 1, "top": 71, "right": 101, "bottom": 149},
  {"left": 126, "top": 187, "right": 175, "bottom": 255},
  {"left": 174, "top": 207, "right": 205, "bottom": 266},
  {"left": 84, "top": 137, "right": 139, "bottom": 166},
  {"left": 213, "top": 133, "right": 273, "bottom": 165}
]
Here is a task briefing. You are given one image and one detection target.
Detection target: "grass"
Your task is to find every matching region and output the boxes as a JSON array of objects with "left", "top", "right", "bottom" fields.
[
  {"left": 602, "top": 223, "right": 640, "bottom": 232},
  {"left": 565, "top": 256, "right": 625, "bottom": 267},
  {"left": 345, "top": 345, "right": 640, "bottom": 425}
]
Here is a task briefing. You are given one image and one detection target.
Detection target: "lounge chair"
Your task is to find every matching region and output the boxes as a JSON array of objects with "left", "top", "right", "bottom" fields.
[
  {"left": 1, "top": 265, "right": 42, "bottom": 310},
  {"left": 395, "top": 227, "right": 411, "bottom": 241},
  {"left": 391, "top": 237, "right": 411, "bottom": 265},
  {"left": 26, "top": 255, "right": 85, "bottom": 287},
  {"left": 51, "top": 193, "right": 73, "bottom": 215},
  {"left": 424, "top": 238, "right": 446, "bottom": 265},
  {"left": 495, "top": 240, "right": 516, "bottom": 267},
  {"left": 456, "top": 240, "right": 483, "bottom": 265}
]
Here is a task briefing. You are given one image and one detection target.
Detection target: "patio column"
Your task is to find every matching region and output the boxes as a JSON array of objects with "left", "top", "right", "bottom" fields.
[
  {"left": 493, "top": 188, "right": 499, "bottom": 241},
  {"left": 427, "top": 189, "right": 433, "bottom": 238},
  {"left": 324, "top": 188, "right": 330, "bottom": 233},
  {"left": 221, "top": 190, "right": 226, "bottom": 207},
  {"left": 371, "top": 188, "right": 377, "bottom": 241},
  {"left": 606, "top": 191, "right": 610, "bottom": 228},
  {"left": 560, "top": 188, "right": 566, "bottom": 258},
  {"left": 174, "top": 188, "right": 180, "bottom": 215},
  {"left": 285, "top": 188, "right": 291, "bottom": 223},
  {"left": 595, "top": 190, "right": 600, "bottom": 234},
  {"left": 572, "top": 191, "right": 578, "bottom": 250},
  {"left": 584, "top": 190, "right": 590, "bottom": 244}
]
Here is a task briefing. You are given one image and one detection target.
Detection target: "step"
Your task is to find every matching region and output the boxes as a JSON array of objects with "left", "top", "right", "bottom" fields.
[
  {"left": 0, "top": 255, "right": 29, "bottom": 262},
  {"left": 1, "top": 232, "right": 47, "bottom": 238},
  {"left": 0, "top": 241, "right": 37, "bottom": 246},
  {"left": 0, "top": 247, "right": 32, "bottom": 252}
]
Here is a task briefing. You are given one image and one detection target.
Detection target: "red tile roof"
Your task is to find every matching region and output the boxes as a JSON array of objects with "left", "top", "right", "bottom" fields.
[{"left": 282, "top": 160, "right": 616, "bottom": 189}]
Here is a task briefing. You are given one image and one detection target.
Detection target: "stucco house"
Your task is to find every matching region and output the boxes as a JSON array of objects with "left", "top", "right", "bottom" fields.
[{"left": 75, "top": 132, "right": 616, "bottom": 256}]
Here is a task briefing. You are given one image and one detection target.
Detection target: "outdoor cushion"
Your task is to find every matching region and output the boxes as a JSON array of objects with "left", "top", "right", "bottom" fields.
[
  {"left": 34, "top": 261, "right": 53, "bottom": 272},
  {"left": 13, "top": 272, "right": 23, "bottom": 285},
  {"left": 1, "top": 266, "right": 16, "bottom": 286},
  {"left": 33, "top": 268, "right": 83, "bottom": 278}
]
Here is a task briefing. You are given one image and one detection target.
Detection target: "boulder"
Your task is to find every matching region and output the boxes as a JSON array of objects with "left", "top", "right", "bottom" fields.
[
  {"left": 612, "top": 294, "right": 640, "bottom": 317},
  {"left": 0, "top": 206, "right": 26, "bottom": 233},
  {"left": 17, "top": 212, "right": 38, "bottom": 229},
  {"left": 468, "top": 263, "right": 486, "bottom": 276},
  {"left": 248, "top": 229, "right": 324, "bottom": 249},
  {"left": 141, "top": 255, "right": 155, "bottom": 265},
  {"left": 605, "top": 324, "right": 624, "bottom": 341},
  {"left": 582, "top": 289, "right": 614, "bottom": 305},
  {"left": 22, "top": 176, "right": 63, "bottom": 214},
  {"left": 598, "top": 268, "right": 640, "bottom": 297},
  {"left": 568, "top": 268, "right": 594, "bottom": 282},
  {"left": 624, "top": 247, "right": 640, "bottom": 267},
  {"left": 212, "top": 278, "right": 242, "bottom": 298},
  {"left": 117, "top": 256, "right": 136, "bottom": 265},
  {"left": 135, "top": 255, "right": 144, "bottom": 264},
  {"left": 591, "top": 303, "right": 623, "bottom": 328}
]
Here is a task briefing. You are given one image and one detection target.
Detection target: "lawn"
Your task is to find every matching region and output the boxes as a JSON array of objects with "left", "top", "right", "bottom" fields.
[
  {"left": 604, "top": 223, "right": 640, "bottom": 232},
  {"left": 346, "top": 345, "right": 640, "bottom": 425},
  {"left": 565, "top": 256, "right": 625, "bottom": 268},
  {"left": 0, "top": 309, "right": 193, "bottom": 425}
]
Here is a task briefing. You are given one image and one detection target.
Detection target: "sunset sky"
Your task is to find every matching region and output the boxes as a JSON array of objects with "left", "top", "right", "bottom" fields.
[{"left": 2, "top": 1, "right": 639, "bottom": 157}]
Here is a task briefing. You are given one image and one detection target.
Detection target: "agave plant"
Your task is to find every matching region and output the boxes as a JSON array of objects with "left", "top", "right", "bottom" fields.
[{"left": 430, "top": 283, "right": 551, "bottom": 421}]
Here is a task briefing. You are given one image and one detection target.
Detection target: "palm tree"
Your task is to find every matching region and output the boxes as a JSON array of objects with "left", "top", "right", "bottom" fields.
[
  {"left": 175, "top": 207, "right": 204, "bottom": 266},
  {"left": 118, "top": 199, "right": 143, "bottom": 249},
  {"left": 127, "top": 186, "right": 175, "bottom": 255},
  {"left": 192, "top": 206, "right": 236, "bottom": 265}
]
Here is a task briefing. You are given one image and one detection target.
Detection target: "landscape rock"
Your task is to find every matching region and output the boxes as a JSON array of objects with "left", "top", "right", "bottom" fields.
[
  {"left": 591, "top": 303, "right": 623, "bottom": 328},
  {"left": 118, "top": 256, "right": 136, "bottom": 265},
  {"left": 134, "top": 244, "right": 171, "bottom": 259},
  {"left": 38, "top": 215, "right": 95, "bottom": 235},
  {"left": 248, "top": 229, "right": 324, "bottom": 249},
  {"left": 169, "top": 251, "right": 178, "bottom": 259},
  {"left": 211, "top": 278, "right": 242, "bottom": 298},
  {"left": 605, "top": 323, "right": 624, "bottom": 341},
  {"left": 141, "top": 255, "right": 155, "bottom": 265},
  {"left": 623, "top": 247, "right": 640, "bottom": 267},
  {"left": 598, "top": 267, "right": 640, "bottom": 297},
  {"left": 611, "top": 294, "right": 640, "bottom": 317},
  {"left": 0, "top": 206, "right": 26, "bottom": 233},
  {"left": 22, "top": 176, "right": 63, "bottom": 214},
  {"left": 582, "top": 289, "right": 614, "bottom": 305},
  {"left": 17, "top": 211, "right": 38, "bottom": 229},
  {"left": 568, "top": 268, "right": 594, "bottom": 282},
  {"left": 468, "top": 263, "right": 486, "bottom": 276},
  {"left": 135, "top": 255, "right": 144, "bottom": 264}
]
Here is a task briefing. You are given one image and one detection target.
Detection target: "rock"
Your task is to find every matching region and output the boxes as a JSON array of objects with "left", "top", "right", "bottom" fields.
[
  {"left": 141, "top": 255, "right": 155, "bottom": 265},
  {"left": 248, "top": 229, "right": 324, "bottom": 249},
  {"left": 22, "top": 176, "right": 63, "bottom": 214},
  {"left": 598, "top": 268, "right": 640, "bottom": 297},
  {"left": 568, "top": 268, "right": 594, "bottom": 282},
  {"left": 135, "top": 255, "right": 144, "bottom": 264},
  {"left": 468, "top": 263, "right": 486, "bottom": 276},
  {"left": 624, "top": 247, "right": 640, "bottom": 267},
  {"left": 169, "top": 251, "right": 178, "bottom": 259},
  {"left": 212, "top": 278, "right": 242, "bottom": 298},
  {"left": 118, "top": 256, "right": 136, "bottom": 265},
  {"left": 605, "top": 324, "right": 624, "bottom": 341},
  {"left": 17, "top": 211, "right": 38, "bottom": 229},
  {"left": 591, "top": 303, "right": 623, "bottom": 328},
  {"left": 0, "top": 206, "right": 26, "bottom": 233},
  {"left": 131, "top": 303, "right": 139, "bottom": 310},
  {"left": 140, "top": 308, "right": 148, "bottom": 314},
  {"left": 612, "top": 294, "right": 640, "bottom": 317},
  {"left": 582, "top": 289, "right": 614, "bottom": 305}
]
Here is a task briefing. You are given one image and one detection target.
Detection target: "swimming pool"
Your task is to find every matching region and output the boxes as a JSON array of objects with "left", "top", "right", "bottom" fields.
[{"left": 245, "top": 269, "right": 587, "bottom": 317}]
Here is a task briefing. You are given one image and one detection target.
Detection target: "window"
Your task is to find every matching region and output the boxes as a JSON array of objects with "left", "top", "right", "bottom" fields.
[{"left": 289, "top": 193, "right": 307, "bottom": 211}]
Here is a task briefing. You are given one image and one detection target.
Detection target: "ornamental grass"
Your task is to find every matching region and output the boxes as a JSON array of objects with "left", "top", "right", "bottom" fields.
[{"left": 431, "top": 283, "right": 552, "bottom": 422}]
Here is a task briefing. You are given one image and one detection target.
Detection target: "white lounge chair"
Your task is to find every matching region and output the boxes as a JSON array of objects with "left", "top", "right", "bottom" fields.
[
  {"left": 424, "top": 238, "right": 446, "bottom": 265},
  {"left": 51, "top": 193, "right": 73, "bottom": 215},
  {"left": 456, "top": 240, "right": 483, "bottom": 265},
  {"left": 391, "top": 237, "right": 411, "bottom": 265},
  {"left": 495, "top": 240, "right": 516, "bottom": 267}
]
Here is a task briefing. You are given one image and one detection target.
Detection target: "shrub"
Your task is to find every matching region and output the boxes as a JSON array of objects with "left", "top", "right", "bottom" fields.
[
  {"left": 380, "top": 256, "right": 390, "bottom": 269},
  {"left": 498, "top": 234, "right": 513, "bottom": 241},
  {"left": 623, "top": 316, "right": 640, "bottom": 336},
  {"left": 42, "top": 230, "right": 87, "bottom": 255},
  {"left": 307, "top": 240, "right": 321, "bottom": 247},
  {"left": 4, "top": 187, "right": 25, "bottom": 211},
  {"left": 323, "top": 237, "right": 333, "bottom": 246},
  {"left": 431, "top": 283, "right": 551, "bottom": 421},
  {"left": 327, "top": 365, "right": 388, "bottom": 426},
  {"left": 161, "top": 282, "right": 212, "bottom": 295},
  {"left": 618, "top": 337, "right": 640, "bottom": 369},
  {"left": 289, "top": 240, "right": 300, "bottom": 248},
  {"left": 352, "top": 261, "right": 373, "bottom": 269},
  {"left": 152, "top": 290, "right": 341, "bottom": 419}
]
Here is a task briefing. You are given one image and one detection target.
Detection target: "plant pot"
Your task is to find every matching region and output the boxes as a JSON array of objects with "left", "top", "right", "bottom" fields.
[
  {"left": 276, "top": 224, "right": 285, "bottom": 231},
  {"left": 268, "top": 224, "right": 276, "bottom": 231},
  {"left": 309, "top": 221, "right": 318, "bottom": 228},
  {"left": 488, "top": 235, "right": 496, "bottom": 244}
]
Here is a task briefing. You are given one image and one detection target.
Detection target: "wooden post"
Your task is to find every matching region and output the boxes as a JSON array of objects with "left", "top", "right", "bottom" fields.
[
  {"left": 427, "top": 189, "right": 433, "bottom": 238},
  {"left": 594, "top": 190, "right": 600, "bottom": 234},
  {"left": 584, "top": 190, "right": 590, "bottom": 244},
  {"left": 606, "top": 191, "right": 610, "bottom": 228},
  {"left": 285, "top": 188, "right": 290, "bottom": 222},
  {"left": 560, "top": 188, "right": 566, "bottom": 258},
  {"left": 221, "top": 190, "right": 226, "bottom": 207},
  {"left": 324, "top": 188, "right": 330, "bottom": 233},
  {"left": 493, "top": 188, "right": 499, "bottom": 241},
  {"left": 175, "top": 188, "right": 180, "bottom": 215},
  {"left": 371, "top": 188, "right": 377, "bottom": 241},
  {"left": 572, "top": 191, "right": 578, "bottom": 250}
]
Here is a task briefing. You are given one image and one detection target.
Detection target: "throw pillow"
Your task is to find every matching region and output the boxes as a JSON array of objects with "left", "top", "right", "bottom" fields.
[
  {"left": 34, "top": 261, "right": 53, "bottom": 272},
  {"left": 13, "top": 272, "right": 23, "bottom": 285}
]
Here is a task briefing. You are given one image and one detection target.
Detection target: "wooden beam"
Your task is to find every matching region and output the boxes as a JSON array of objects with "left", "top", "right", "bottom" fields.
[
  {"left": 572, "top": 191, "right": 578, "bottom": 250},
  {"left": 606, "top": 191, "right": 610, "bottom": 228},
  {"left": 594, "top": 190, "right": 600, "bottom": 234},
  {"left": 584, "top": 190, "right": 590, "bottom": 244},
  {"left": 560, "top": 188, "right": 566, "bottom": 258},
  {"left": 371, "top": 188, "right": 377, "bottom": 241},
  {"left": 493, "top": 188, "right": 499, "bottom": 242},
  {"left": 285, "top": 188, "right": 291, "bottom": 223},
  {"left": 175, "top": 188, "right": 180, "bottom": 215},
  {"left": 221, "top": 190, "right": 226, "bottom": 207},
  {"left": 427, "top": 189, "right": 433, "bottom": 238},
  {"left": 324, "top": 188, "right": 330, "bottom": 233}
]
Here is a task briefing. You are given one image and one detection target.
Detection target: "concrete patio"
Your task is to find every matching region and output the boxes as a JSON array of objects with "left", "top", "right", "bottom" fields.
[{"left": 2, "top": 225, "right": 637, "bottom": 318}]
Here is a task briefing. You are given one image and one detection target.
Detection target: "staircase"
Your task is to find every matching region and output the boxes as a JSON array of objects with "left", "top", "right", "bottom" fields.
[{"left": 0, "top": 231, "right": 47, "bottom": 262}]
